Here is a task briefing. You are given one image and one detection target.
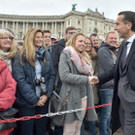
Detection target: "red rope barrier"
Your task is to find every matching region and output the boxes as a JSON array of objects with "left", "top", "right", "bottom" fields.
[{"left": 0, "top": 103, "right": 112, "bottom": 124}]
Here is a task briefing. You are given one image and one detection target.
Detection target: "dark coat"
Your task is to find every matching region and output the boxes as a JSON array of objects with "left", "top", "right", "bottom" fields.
[
  {"left": 98, "top": 44, "right": 116, "bottom": 90},
  {"left": 98, "top": 39, "right": 135, "bottom": 133},
  {"left": 12, "top": 52, "right": 55, "bottom": 108},
  {"left": 51, "top": 39, "right": 66, "bottom": 74},
  {"left": 51, "top": 39, "right": 67, "bottom": 93}
]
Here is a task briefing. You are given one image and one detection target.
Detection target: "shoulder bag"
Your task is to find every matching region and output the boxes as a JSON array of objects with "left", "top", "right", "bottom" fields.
[
  {"left": 48, "top": 91, "right": 67, "bottom": 126},
  {"left": 0, "top": 107, "right": 18, "bottom": 131}
]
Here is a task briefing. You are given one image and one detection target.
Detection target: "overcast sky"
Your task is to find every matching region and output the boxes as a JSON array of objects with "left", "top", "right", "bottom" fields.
[{"left": 0, "top": 0, "right": 134, "bottom": 20}]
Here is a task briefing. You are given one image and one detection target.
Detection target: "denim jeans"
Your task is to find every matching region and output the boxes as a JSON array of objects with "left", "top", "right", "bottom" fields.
[
  {"left": 80, "top": 123, "right": 84, "bottom": 135},
  {"left": 99, "top": 89, "right": 114, "bottom": 135},
  {"left": 83, "top": 120, "right": 96, "bottom": 135}
]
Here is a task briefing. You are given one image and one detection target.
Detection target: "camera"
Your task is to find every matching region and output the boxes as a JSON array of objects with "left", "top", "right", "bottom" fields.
[{"left": 35, "top": 77, "right": 48, "bottom": 95}]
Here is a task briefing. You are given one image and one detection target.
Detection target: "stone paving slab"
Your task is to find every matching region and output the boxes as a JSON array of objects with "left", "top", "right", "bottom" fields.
[{"left": 84, "top": 128, "right": 123, "bottom": 135}]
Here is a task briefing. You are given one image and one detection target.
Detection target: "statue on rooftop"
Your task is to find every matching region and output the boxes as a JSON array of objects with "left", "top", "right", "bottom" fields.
[{"left": 72, "top": 4, "right": 77, "bottom": 11}]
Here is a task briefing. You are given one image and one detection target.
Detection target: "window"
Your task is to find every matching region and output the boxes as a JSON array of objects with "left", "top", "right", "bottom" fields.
[
  {"left": 19, "top": 32, "right": 23, "bottom": 39},
  {"left": 93, "top": 28, "right": 98, "bottom": 34},
  {"left": 68, "top": 20, "right": 70, "bottom": 25}
]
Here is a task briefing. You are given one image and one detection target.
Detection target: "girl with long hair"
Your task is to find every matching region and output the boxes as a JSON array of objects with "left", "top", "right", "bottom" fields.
[{"left": 58, "top": 33, "right": 97, "bottom": 135}]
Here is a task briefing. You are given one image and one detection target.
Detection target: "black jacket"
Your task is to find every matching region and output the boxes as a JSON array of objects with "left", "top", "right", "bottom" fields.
[
  {"left": 98, "top": 39, "right": 135, "bottom": 134},
  {"left": 51, "top": 39, "right": 66, "bottom": 74}
]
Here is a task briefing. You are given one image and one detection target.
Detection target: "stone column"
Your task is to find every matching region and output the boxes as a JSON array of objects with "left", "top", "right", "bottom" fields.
[
  {"left": 60, "top": 22, "right": 63, "bottom": 38},
  {"left": 2, "top": 21, "right": 4, "bottom": 28},
  {"left": 36, "top": 22, "right": 38, "bottom": 28},
  {"left": 26, "top": 22, "right": 28, "bottom": 33},
  {"left": 83, "top": 16, "right": 88, "bottom": 34},
  {"left": 45, "top": 22, "right": 47, "bottom": 30},
  {"left": 51, "top": 22, "right": 54, "bottom": 33},
  {"left": 16, "top": 22, "right": 18, "bottom": 39},
  {"left": 12, "top": 21, "right": 15, "bottom": 33},
  {"left": 5, "top": 21, "right": 8, "bottom": 28},
  {"left": 87, "top": 19, "right": 89, "bottom": 33},
  {"left": 54, "top": 22, "right": 57, "bottom": 34},
  {"left": 33, "top": 22, "right": 35, "bottom": 28},
  {"left": 23, "top": 22, "right": 25, "bottom": 35},
  {"left": 42, "top": 22, "right": 45, "bottom": 30}
]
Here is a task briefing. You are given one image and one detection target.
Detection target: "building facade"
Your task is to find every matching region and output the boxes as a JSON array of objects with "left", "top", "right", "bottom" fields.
[{"left": 0, "top": 8, "right": 115, "bottom": 43}]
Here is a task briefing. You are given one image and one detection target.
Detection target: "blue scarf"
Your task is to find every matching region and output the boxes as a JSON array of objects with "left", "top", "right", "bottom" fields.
[{"left": 36, "top": 46, "right": 46, "bottom": 61}]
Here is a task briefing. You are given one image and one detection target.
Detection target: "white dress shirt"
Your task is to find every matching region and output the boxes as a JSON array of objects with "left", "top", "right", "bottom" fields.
[{"left": 126, "top": 34, "right": 135, "bottom": 57}]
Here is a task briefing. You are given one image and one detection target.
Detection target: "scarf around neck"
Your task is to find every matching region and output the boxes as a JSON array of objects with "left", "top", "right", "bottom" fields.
[
  {"left": 64, "top": 46, "right": 94, "bottom": 76},
  {"left": 36, "top": 46, "right": 46, "bottom": 61},
  {"left": 0, "top": 49, "right": 12, "bottom": 72}
]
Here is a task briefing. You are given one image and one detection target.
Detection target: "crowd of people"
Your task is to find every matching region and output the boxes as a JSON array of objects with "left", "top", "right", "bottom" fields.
[{"left": 0, "top": 11, "right": 135, "bottom": 135}]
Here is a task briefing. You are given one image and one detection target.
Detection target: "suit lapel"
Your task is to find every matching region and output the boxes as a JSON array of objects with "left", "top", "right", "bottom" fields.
[
  {"left": 116, "top": 43, "right": 124, "bottom": 67},
  {"left": 126, "top": 39, "right": 135, "bottom": 65}
]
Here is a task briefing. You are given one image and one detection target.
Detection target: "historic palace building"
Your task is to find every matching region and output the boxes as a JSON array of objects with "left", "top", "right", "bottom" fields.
[{"left": 0, "top": 7, "right": 115, "bottom": 43}]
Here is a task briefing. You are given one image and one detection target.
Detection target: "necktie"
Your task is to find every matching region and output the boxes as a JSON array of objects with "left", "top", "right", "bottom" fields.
[{"left": 121, "top": 41, "right": 129, "bottom": 69}]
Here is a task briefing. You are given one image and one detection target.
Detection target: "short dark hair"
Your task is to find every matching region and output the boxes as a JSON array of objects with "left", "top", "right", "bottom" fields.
[
  {"left": 65, "top": 26, "right": 76, "bottom": 34},
  {"left": 42, "top": 30, "right": 51, "bottom": 34},
  {"left": 90, "top": 34, "right": 99, "bottom": 39},
  {"left": 118, "top": 11, "right": 135, "bottom": 32}
]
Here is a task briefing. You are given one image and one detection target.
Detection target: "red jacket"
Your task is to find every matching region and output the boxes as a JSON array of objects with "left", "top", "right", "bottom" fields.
[{"left": 0, "top": 60, "right": 16, "bottom": 135}]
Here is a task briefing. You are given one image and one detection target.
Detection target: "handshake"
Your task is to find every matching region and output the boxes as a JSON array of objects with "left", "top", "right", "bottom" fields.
[{"left": 88, "top": 76, "right": 99, "bottom": 86}]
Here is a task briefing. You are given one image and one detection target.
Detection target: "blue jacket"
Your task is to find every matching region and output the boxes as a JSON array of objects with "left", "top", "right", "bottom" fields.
[{"left": 13, "top": 52, "right": 55, "bottom": 108}]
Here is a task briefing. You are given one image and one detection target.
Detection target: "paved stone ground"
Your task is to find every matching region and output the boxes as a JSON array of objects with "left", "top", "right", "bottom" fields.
[
  {"left": 48, "top": 127, "right": 123, "bottom": 135},
  {"left": 84, "top": 128, "right": 123, "bottom": 135}
]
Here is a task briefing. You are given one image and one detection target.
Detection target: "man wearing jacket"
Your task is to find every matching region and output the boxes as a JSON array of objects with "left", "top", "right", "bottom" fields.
[
  {"left": 52, "top": 26, "right": 76, "bottom": 75},
  {"left": 97, "top": 31, "right": 117, "bottom": 135},
  {"left": 93, "top": 11, "right": 135, "bottom": 135}
]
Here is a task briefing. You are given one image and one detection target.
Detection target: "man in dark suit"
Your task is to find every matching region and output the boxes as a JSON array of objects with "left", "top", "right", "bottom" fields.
[{"left": 90, "top": 11, "right": 135, "bottom": 135}]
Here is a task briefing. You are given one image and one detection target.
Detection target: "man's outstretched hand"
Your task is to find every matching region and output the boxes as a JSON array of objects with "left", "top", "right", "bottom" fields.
[{"left": 88, "top": 76, "right": 99, "bottom": 86}]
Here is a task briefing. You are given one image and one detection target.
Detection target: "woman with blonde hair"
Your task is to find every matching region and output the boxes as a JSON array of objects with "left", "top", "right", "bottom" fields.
[
  {"left": 0, "top": 29, "right": 17, "bottom": 71},
  {"left": 85, "top": 37, "right": 97, "bottom": 60},
  {"left": 85, "top": 37, "right": 99, "bottom": 104},
  {"left": 58, "top": 33, "right": 97, "bottom": 135},
  {"left": 0, "top": 29, "right": 17, "bottom": 135},
  {"left": 84, "top": 37, "right": 99, "bottom": 135},
  {"left": 12, "top": 28, "right": 55, "bottom": 135}
]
